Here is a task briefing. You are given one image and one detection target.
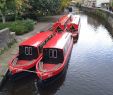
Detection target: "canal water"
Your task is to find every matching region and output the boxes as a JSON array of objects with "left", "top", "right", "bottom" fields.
[{"left": 0, "top": 13, "right": 113, "bottom": 95}]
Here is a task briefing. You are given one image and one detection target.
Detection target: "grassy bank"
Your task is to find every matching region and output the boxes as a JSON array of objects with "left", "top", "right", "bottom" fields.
[{"left": 0, "top": 19, "right": 35, "bottom": 35}]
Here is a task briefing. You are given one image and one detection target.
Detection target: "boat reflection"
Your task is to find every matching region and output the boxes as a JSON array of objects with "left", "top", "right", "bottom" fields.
[
  {"left": 1, "top": 63, "right": 69, "bottom": 95},
  {"left": 36, "top": 63, "right": 69, "bottom": 95}
]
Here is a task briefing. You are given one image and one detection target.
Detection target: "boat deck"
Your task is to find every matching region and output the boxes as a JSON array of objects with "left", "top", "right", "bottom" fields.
[
  {"left": 39, "top": 62, "right": 61, "bottom": 72},
  {"left": 12, "top": 58, "right": 36, "bottom": 66}
]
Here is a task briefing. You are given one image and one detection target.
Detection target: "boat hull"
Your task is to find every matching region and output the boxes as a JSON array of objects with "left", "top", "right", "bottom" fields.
[
  {"left": 37, "top": 62, "right": 69, "bottom": 87},
  {"left": 8, "top": 66, "right": 36, "bottom": 81},
  {"left": 36, "top": 37, "right": 73, "bottom": 81},
  {"left": 9, "top": 54, "right": 42, "bottom": 75}
]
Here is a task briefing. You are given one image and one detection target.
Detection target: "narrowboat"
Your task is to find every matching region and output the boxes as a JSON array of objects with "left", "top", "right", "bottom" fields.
[
  {"left": 67, "top": 15, "right": 80, "bottom": 40},
  {"left": 52, "top": 14, "right": 72, "bottom": 32},
  {"left": 8, "top": 31, "right": 55, "bottom": 76},
  {"left": 36, "top": 32, "right": 73, "bottom": 80}
]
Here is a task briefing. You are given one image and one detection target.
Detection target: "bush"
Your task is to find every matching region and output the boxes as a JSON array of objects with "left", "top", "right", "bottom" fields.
[{"left": 0, "top": 19, "right": 35, "bottom": 35}]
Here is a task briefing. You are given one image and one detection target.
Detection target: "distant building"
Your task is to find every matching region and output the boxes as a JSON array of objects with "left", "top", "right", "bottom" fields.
[
  {"left": 101, "top": 2, "right": 109, "bottom": 9},
  {"left": 71, "top": 0, "right": 82, "bottom": 3},
  {"left": 83, "top": 0, "right": 110, "bottom": 8},
  {"left": 83, "top": 0, "right": 96, "bottom": 7},
  {"left": 96, "top": 0, "right": 110, "bottom": 8}
]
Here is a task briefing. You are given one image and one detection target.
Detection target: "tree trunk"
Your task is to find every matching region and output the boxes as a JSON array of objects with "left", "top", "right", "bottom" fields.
[{"left": 1, "top": 13, "right": 6, "bottom": 23}]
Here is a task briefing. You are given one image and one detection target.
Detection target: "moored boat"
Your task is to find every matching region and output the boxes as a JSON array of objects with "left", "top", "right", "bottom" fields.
[
  {"left": 52, "top": 14, "right": 72, "bottom": 32},
  {"left": 8, "top": 31, "right": 55, "bottom": 76},
  {"left": 36, "top": 32, "right": 73, "bottom": 80},
  {"left": 67, "top": 15, "right": 80, "bottom": 40}
]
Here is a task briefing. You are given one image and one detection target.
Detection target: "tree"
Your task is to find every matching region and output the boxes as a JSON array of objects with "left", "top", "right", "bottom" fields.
[
  {"left": 24, "top": 0, "right": 71, "bottom": 19},
  {"left": 0, "top": 0, "right": 27, "bottom": 23},
  {"left": 0, "top": 0, "right": 8, "bottom": 23},
  {"left": 14, "top": 0, "right": 28, "bottom": 19},
  {"left": 60, "top": 0, "right": 71, "bottom": 10}
]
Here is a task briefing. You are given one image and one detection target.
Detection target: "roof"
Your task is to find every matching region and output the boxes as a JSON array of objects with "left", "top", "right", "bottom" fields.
[
  {"left": 44, "top": 32, "right": 72, "bottom": 49},
  {"left": 58, "top": 14, "right": 71, "bottom": 25},
  {"left": 20, "top": 31, "right": 53, "bottom": 47},
  {"left": 52, "top": 22, "right": 64, "bottom": 31},
  {"left": 52, "top": 14, "right": 72, "bottom": 32},
  {"left": 71, "top": 15, "right": 80, "bottom": 24}
]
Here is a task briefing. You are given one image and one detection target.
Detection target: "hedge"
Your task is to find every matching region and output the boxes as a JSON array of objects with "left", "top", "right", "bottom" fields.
[{"left": 0, "top": 19, "right": 35, "bottom": 35}]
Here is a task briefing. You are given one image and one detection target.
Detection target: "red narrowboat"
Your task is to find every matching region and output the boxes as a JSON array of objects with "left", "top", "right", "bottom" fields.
[
  {"left": 67, "top": 15, "right": 80, "bottom": 40},
  {"left": 52, "top": 14, "right": 72, "bottom": 32},
  {"left": 36, "top": 32, "right": 73, "bottom": 80},
  {"left": 8, "top": 31, "right": 55, "bottom": 75}
]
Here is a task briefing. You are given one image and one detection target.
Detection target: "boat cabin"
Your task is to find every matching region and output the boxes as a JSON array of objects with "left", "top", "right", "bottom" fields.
[
  {"left": 52, "top": 14, "right": 72, "bottom": 33},
  {"left": 43, "top": 32, "right": 72, "bottom": 64},
  {"left": 67, "top": 15, "right": 80, "bottom": 32},
  {"left": 18, "top": 31, "right": 54, "bottom": 60}
]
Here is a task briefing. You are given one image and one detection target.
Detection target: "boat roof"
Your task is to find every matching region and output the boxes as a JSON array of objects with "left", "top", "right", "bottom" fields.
[
  {"left": 52, "top": 22, "right": 64, "bottom": 31},
  {"left": 71, "top": 15, "right": 80, "bottom": 24},
  {"left": 44, "top": 32, "right": 72, "bottom": 49},
  {"left": 58, "top": 14, "right": 71, "bottom": 25},
  {"left": 20, "top": 31, "right": 53, "bottom": 47},
  {"left": 52, "top": 14, "right": 71, "bottom": 31}
]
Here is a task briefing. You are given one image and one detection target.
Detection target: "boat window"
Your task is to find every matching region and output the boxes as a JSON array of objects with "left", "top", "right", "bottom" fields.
[
  {"left": 49, "top": 49, "right": 57, "bottom": 58},
  {"left": 49, "top": 49, "right": 53, "bottom": 58},
  {"left": 54, "top": 49, "right": 57, "bottom": 58},
  {"left": 25, "top": 47, "right": 32, "bottom": 55}
]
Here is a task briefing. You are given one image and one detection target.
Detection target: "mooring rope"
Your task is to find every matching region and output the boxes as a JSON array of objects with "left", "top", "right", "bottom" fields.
[
  {"left": 14, "top": 68, "right": 37, "bottom": 74},
  {"left": 0, "top": 64, "right": 38, "bottom": 77}
]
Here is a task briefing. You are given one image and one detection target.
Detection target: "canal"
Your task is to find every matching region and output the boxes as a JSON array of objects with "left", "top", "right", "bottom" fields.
[{"left": 1, "top": 12, "right": 113, "bottom": 95}]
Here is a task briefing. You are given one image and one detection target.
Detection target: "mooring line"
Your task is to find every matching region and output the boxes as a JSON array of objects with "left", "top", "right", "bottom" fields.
[
  {"left": 0, "top": 63, "right": 38, "bottom": 76},
  {"left": 9, "top": 67, "right": 37, "bottom": 74}
]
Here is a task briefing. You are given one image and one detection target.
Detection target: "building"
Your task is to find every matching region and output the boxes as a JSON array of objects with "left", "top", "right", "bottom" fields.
[
  {"left": 96, "top": 0, "right": 110, "bottom": 7},
  {"left": 71, "top": 0, "right": 82, "bottom": 3},
  {"left": 83, "top": 0, "right": 96, "bottom": 7},
  {"left": 83, "top": 0, "right": 110, "bottom": 8}
]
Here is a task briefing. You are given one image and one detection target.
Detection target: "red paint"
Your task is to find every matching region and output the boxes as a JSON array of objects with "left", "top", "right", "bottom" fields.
[
  {"left": 36, "top": 32, "right": 73, "bottom": 80},
  {"left": 52, "top": 14, "right": 72, "bottom": 32},
  {"left": 9, "top": 31, "right": 55, "bottom": 75},
  {"left": 67, "top": 15, "right": 80, "bottom": 38}
]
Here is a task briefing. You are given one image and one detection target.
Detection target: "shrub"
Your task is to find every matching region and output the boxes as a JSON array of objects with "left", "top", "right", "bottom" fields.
[{"left": 0, "top": 19, "right": 35, "bottom": 35}]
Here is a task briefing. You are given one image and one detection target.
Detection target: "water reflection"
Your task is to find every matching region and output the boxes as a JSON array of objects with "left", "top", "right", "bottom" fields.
[
  {"left": 36, "top": 64, "right": 68, "bottom": 95},
  {"left": 87, "top": 15, "right": 101, "bottom": 29},
  {"left": 0, "top": 63, "right": 68, "bottom": 95},
  {"left": 86, "top": 13, "right": 113, "bottom": 37}
]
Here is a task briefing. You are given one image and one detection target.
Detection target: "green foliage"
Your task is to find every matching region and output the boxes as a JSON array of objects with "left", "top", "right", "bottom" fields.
[
  {"left": 0, "top": 19, "right": 35, "bottom": 35},
  {"left": 76, "top": 3, "right": 81, "bottom": 8},
  {"left": 23, "top": 0, "right": 71, "bottom": 19},
  {"left": 60, "top": 0, "right": 70, "bottom": 9},
  {"left": 112, "top": 2, "right": 113, "bottom": 7},
  {"left": 0, "top": 0, "right": 71, "bottom": 21},
  {"left": 0, "top": 0, "right": 28, "bottom": 23},
  {"left": 26, "top": 0, "right": 61, "bottom": 16}
]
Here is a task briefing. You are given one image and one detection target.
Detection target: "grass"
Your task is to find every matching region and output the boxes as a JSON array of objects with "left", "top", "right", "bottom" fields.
[{"left": 0, "top": 19, "right": 35, "bottom": 35}]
